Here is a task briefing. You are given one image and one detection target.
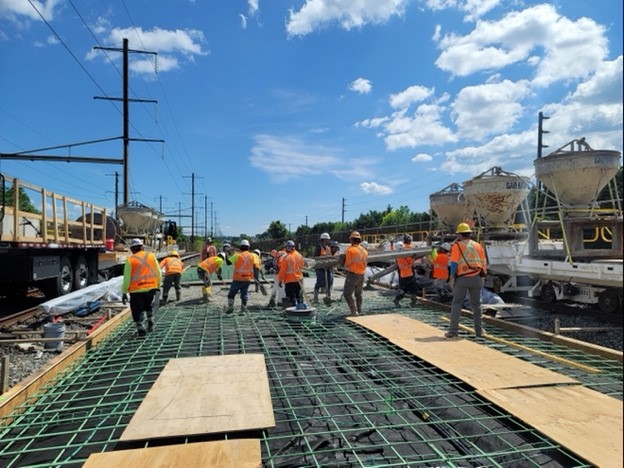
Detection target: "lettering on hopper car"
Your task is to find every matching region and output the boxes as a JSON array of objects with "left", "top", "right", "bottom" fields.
[{"left": 505, "top": 181, "right": 529, "bottom": 190}]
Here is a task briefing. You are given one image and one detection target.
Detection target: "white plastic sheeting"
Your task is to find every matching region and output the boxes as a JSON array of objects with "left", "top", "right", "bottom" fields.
[{"left": 38, "top": 276, "right": 124, "bottom": 316}]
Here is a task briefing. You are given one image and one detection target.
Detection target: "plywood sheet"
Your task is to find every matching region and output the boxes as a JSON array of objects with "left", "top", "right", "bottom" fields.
[
  {"left": 83, "top": 439, "right": 261, "bottom": 468},
  {"left": 479, "top": 386, "right": 623, "bottom": 467},
  {"left": 349, "top": 314, "right": 578, "bottom": 390},
  {"left": 120, "top": 354, "right": 275, "bottom": 442}
]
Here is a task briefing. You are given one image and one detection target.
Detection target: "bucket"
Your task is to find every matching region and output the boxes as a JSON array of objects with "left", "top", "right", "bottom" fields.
[
  {"left": 43, "top": 323, "right": 66, "bottom": 351},
  {"left": 105, "top": 238, "right": 115, "bottom": 250}
]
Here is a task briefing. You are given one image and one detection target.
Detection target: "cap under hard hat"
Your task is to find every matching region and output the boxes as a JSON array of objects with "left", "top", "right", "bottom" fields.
[
  {"left": 349, "top": 231, "right": 362, "bottom": 240},
  {"left": 320, "top": 232, "right": 331, "bottom": 240},
  {"left": 455, "top": 222, "right": 472, "bottom": 234},
  {"left": 129, "top": 238, "right": 143, "bottom": 247}
]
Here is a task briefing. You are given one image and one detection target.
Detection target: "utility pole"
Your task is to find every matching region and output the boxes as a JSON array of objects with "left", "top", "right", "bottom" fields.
[
  {"left": 210, "top": 201, "right": 214, "bottom": 237},
  {"left": 183, "top": 173, "right": 203, "bottom": 248},
  {"left": 341, "top": 198, "right": 346, "bottom": 223},
  {"left": 537, "top": 111, "right": 550, "bottom": 158},
  {"left": 105, "top": 171, "right": 119, "bottom": 219},
  {"left": 94, "top": 38, "right": 163, "bottom": 205}
]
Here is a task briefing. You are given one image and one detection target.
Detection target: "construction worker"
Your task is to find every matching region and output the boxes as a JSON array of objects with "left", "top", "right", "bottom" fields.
[
  {"left": 159, "top": 250, "right": 183, "bottom": 304},
  {"left": 313, "top": 232, "right": 333, "bottom": 303},
  {"left": 446, "top": 223, "right": 487, "bottom": 338},
  {"left": 340, "top": 231, "right": 368, "bottom": 316},
  {"left": 121, "top": 238, "right": 161, "bottom": 336},
  {"left": 393, "top": 240, "right": 421, "bottom": 308},
  {"left": 197, "top": 253, "right": 224, "bottom": 302},
  {"left": 200, "top": 237, "right": 217, "bottom": 261},
  {"left": 226, "top": 239, "right": 255, "bottom": 314},
  {"left": 267, "top": 245, "right": 287, "bottom": 308},
  {"left": 402, "top": 234, "right": 413, "bottom": 249},
  {"left": 329, "top": 240, "right": 340, "bottom": 256},
  {"left": 252, "top": 249, "right": 267, "bottom": 294},
  {"left": 277, "top": 240, "right": 305, "bottom": 308},
  {"left": 431, "top": 242, "right": 452, "bottom": 301}
]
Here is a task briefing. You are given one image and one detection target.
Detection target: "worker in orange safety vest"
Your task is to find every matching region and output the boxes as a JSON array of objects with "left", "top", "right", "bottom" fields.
[
  {"left": 159, "top": 250, "right": 183, "bottom": 304},
  {"left": 340, "top": 231, "right": 368, "bottom": 316},
  {"left": 277, "top": 240, "right": 305, "bottom": 308},
  {"left": 226, "top": 239, "right": 255, "bottom": 314}
]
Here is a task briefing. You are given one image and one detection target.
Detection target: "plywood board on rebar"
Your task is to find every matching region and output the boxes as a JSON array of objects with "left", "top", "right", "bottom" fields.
[
  {"left": 479, "top": 385, "right": 623, "bottom": 467},
  {"left": 120, "top": 354, "right": 275, "bottom": 442},
  {"left": 349, "top": 314, "right": 578, "bottom": 390},
  {"left": 83, "top": 439, "right": 261, "bottom": 468}
]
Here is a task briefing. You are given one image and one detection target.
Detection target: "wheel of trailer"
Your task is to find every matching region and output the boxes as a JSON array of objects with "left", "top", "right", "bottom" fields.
[
  {"left": 73, "top": 256, "right": 89, "bottom": 291},
  {"left": 598, "top": 289, "right": 621, "bottom": 314},
  {"left": 540, "top": 282, "right": 557, "bottom": 303}
]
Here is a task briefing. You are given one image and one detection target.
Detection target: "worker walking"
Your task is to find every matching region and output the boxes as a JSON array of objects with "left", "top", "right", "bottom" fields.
[
  {"left": 312, "top": 232, "right": 333, "bottom": 303},
  {"left": 393, "top": 240, "right": 420, "bottom": 308},
  {"left": 446, "top": 223, "right": 487, "bottom": 338},
  {"left": 431, "top": 242, "right": 452, "bottom": 301},
  {"left": 197, "top": 253, "right": 224, "bottom": 302},
  {"left": 278, "top": 240, "right": 306, "bottom": 308},
  {"left": 201, "top": 237, "right": 217, "bottom": 261},
  {"left": 159, "top": 250, "right": 183, "bottom": 304},
  {"left": 226, "top": 239, "right": 255, "bottom": 314},
  {"left": 121, "top": 238, "right": 161, "bottom": 336},
  {"left": 341, "top": 231, "right": 368, "bottom": 316}
]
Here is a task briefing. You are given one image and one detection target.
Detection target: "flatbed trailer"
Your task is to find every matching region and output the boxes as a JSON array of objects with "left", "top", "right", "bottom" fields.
[{"left": 0, "top": 173, "right": 107, "bottom": 298}]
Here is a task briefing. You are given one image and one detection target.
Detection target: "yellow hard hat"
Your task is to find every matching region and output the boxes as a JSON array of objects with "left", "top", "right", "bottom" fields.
[
  {"left": 455, "top": 223, "right": 472, "bottom": 234},
  {"left": 169, "top": 250, "right": 180, "bottom": 257},
  {"left": 349, "top": 231, "right": 362, "bottom": 240}
]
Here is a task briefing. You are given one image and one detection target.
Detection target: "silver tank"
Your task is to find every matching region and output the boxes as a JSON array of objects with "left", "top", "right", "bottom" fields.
[
  {"left": 117, "top": 201, "right": 164, "bottom": 236},
  {"left": 534, "top": 139, "right": 621, "bottom": 207},
  {"left": 463, "top": 167, "right": 530, "bottom": 228},
  {"left": 429, "top": 183, "right": 473, "bottom": 229}
]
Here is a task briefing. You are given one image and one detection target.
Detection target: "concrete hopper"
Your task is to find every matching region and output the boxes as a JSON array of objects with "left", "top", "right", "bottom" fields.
[
  {"left": 429, "top": 183, "right": 473, "bottom": 229},
  {"left": 117, "top": 201, "right": 165, "bottom": 236},
  {"left": 534, "top": 139, "right": 621, "bottom": 207},
  {"left": 463, "top": 167, "right": 530, "bottom": 228}
]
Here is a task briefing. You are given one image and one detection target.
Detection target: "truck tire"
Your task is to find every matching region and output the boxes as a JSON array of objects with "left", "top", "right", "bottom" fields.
[
  {"left": 42, "top": 256, "right": 73, "bottom": 298},
  {"left": 73, "top": 256, "right": 89, "bottom": 291},
  {"left": 598, "top": 289, "right": 621, "bottom": 314},
  {"left": 540, "top": 282, "right": 557, "bottom": 303}
]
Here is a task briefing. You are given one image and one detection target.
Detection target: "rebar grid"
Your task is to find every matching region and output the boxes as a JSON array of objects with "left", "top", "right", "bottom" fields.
[{"left": 0, "top": 298, "right": 618, "bottom": 467}]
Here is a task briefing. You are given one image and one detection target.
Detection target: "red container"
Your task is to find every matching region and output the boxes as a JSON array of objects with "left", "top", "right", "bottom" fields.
[{"left": 105, "top": 239, "right": 115, "bottom": 251}]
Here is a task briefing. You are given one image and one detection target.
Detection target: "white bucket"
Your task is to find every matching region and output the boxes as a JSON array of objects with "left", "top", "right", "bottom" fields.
[{"left": 43, "top": 323, "right": 66, "bottom": 351}]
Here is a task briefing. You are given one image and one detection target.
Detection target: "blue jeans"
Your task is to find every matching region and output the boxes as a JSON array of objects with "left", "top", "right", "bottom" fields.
[{"left": 228, "top": 281, "right": 251, "bottom": 304}]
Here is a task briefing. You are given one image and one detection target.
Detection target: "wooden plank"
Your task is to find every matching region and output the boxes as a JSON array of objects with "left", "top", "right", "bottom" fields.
[
  {"left": 120, "top": 354, "right": 275, "bottom": 442},
  {"left": 348, "top": 314, "right": 578, "bottom": 390},
  {"left": 83, "top": 439, "right": 261, "bottom": 468},
  {"left": 479, "top": 386, "right": 622, "bottom": 467}
]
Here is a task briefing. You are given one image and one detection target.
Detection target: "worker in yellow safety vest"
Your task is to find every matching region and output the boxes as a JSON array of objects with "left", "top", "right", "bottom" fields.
[
  {"left": 340, "top": 231, "right": 368, "bottom": 316},
  {"left": 159, "top": 250, "right": 183, "bottom": 304},
  {"left": 446, "top": 223, "right": 487, "bottom": 339},
  {"left": 197, "top": 253, "right": 224, "bottom": 303},
  {"left": 122, "top": 238, "right": 162, "bottom": 336}
]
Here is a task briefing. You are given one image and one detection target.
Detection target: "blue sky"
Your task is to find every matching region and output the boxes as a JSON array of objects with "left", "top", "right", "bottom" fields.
[{"left": 1, "top": 0, "right": 622, "bottom": 238}]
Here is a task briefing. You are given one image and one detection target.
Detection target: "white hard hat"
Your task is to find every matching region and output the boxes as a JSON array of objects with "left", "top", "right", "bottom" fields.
[
  {"left": 395, "top": 241, "right": 404, "bottom": 250},
  {"left": 129, "top": 238, "right": 143, "bottom": 247},
  {"left": 254, "top": 249, "right": 261, "bottom": 256},
  {"left": 440, "top": 242, "right": 451, "bottom": 251},
  {"left": 320, "top": 232, "right": 330, "bottom": 240},
  {"left": 240, "top": 239, "right": 250, "bottom": 247},
  {"left": 285, "top": 240, "right": 295, "bottom": 249}
]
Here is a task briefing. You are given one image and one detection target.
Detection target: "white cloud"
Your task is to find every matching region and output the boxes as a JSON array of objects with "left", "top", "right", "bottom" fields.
[
  {"left": 240, "top": 14, "right": 248, "bottom": 29},
  {"left": 0, "top": 0, "right": 63, "bottom": 22},
  {"left": 361, "top": 182, "right": 393, "bottom": 194},
  {"left": 425, "top": 0, "right": 501, "bottom": 22},
  {"left": 349, "top": 78, "right": 372, "bottom": 94},
  {"left": 412, "top": 153, "right": 433, "bottom": 162},
  {"left": 434, "top": 4, "right": 608, "bottom": 87},
  {"left": 389, "top": 85, "right": 433, "bottom": 109},
  {"left": 286, "top": 0, "right": 409, "bottom": 36}
]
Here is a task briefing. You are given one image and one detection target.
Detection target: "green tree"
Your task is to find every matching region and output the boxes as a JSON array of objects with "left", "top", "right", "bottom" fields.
[
  {"left": 3, "top": 186, "right": 40, "bottom": 214},
  {"left": 266, "top": 220, "right": 289, "bottom": 239},
  {"left": 380, "top": 205, "right": 412, "bottom": 226},
  {"left": 352, "top": 206, "right": 392, "bottom": 227}
]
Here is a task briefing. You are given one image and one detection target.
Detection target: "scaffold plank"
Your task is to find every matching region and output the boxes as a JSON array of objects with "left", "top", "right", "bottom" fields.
[
  {"left": 479, "top": 385, "right": 623, "bottom": 467},
  {"left": 120, "top": 354, "right": 275, "bottom": 442},
  {"left": 349, "top": 313, "right": 579, "bottom": 390},
  {"left": 83, "top": 439, "right": 261, "bottom": 467}
]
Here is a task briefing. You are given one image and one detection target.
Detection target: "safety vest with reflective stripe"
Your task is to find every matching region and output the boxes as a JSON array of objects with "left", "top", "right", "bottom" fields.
[
  {"left": 198, "top": 256, "right": 223, "bottom": 274},
  {"left": 277, "top": 250, "right": 304, "bottom": 283},
  {"left": 230, "top": 251, "right": 255, "bottom": 281},
  {"left": 432, "top": 252, "right": 449, "bottom": 280},
  {"left": 344, "top": 244, "right": 368, "bottom": 275},
  {"left": 396, "top": 255, "right": 415, "bottom": 279},
  {"left": 450, "top": 240, "right": 486, "bottom": 277},
  {"left": 159, "top": 257, "right": 183, "bottom": 276},
  {"left": 127, "top": 251, "right": 160, "bottom": 292}
]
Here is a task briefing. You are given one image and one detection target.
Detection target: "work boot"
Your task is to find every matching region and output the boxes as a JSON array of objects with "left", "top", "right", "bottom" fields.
[
  {"left": 147, "top": 320, "right": 154, "bottom": 333},
  {"left": 161, "top": 296, "right": 167, "bottom": 306},
  {"left": 267, "top": 298, "right": 276, "bottom": 308},
  {"left": 226, "top": 298, "right": 234, "bottom": 315},
  {"left": 240, "top": 305, "right": 247, "bottom": 315},
  {"left": 393, "top": 297, "right": 401, "bottom": 308},
  {"left": 136, "top": 322, "right": 146, "bottom": 337},
  {"left": 176, "top": 292, "right": 181, "bottom": 302},
  {"left": 410, "top": 295, "right": 418, "bottom": 307},
  {"left": 312, "top": 289, "right": 319, "bottom": 303}
]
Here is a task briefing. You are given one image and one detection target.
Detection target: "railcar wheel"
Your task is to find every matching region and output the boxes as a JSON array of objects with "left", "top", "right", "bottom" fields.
[
  {"left": 598, "top": 289, "right": 621, "bottom": 314},
  {"left": 73, "top": 256, "right": 89, "bottom": 291},
  {"left": 540, "top": 282, "right": 557, "bottom": 303}
]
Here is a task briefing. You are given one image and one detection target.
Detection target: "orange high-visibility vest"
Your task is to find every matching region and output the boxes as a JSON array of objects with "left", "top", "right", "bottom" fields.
[
  {"left": 198, "top": 256, "right": 223, "bottom": 274},
  {"left": 231, "top": 251, "right": 255, "bottom": 281},
  {"left": 396, "top": 255, "right": 415, "bottom": 278},
  {"left": 432, "top": 252, "right": 449, "bottom": 280},
  {"left": 159, "top": 257, "right": 183, "bottom": 276},
  {"left": 450, "top": 240, "right": 486, "bottom": 277},
  {"left": 344, "top": 244, "right": 368, "bottom": 275},
  {"left": 128, "top": 251, "right": 160, "bottom": 292},
  {"left": 277, "top": 251, "right": 304, "bottom": 283}
]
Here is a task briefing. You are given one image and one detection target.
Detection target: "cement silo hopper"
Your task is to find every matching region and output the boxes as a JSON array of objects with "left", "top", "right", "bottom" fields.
[
  {"left": 117, "top": 201, "right": 164, "bottom": 237},
  {"left": 429, "top": 183, "right": 473, "bottom": 229},
  {"left": 463, "top": 167, "right": 530, "bottom": 228},
  {"left": 534, "top": 138, "right": 621, "bottom": 207}
]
